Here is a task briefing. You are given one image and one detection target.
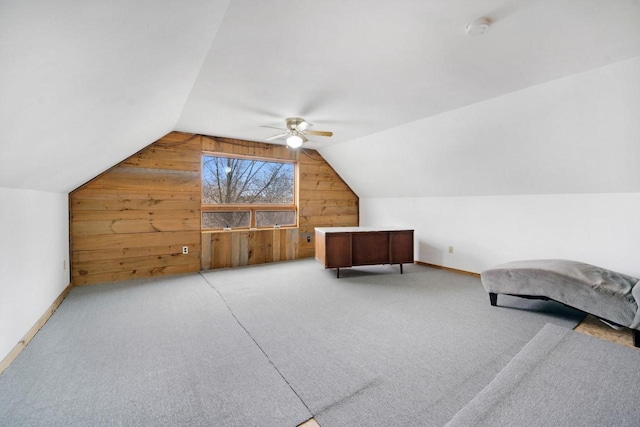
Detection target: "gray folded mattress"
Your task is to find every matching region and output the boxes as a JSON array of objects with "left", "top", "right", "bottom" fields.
[{"left": 481, "top": 259, "right": 640, "bottom": 328}]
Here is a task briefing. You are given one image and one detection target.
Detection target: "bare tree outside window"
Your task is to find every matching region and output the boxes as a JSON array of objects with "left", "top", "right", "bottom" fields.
[
  {"left": 201, "top": 155, "right": 296, "bottom": 229},
  {"left": 202, "top": 211, "right": 251, "bottom": 229},
  {"left": 255, "top": 211, "right": 296, "bottom": 227},
  {"left": 202, "top": 156, "right": 293, "bottom": 205}
]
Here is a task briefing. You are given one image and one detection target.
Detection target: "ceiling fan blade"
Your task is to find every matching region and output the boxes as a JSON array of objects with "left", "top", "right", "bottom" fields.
[
  {"left": 260, "top": 125, "right": 286, "bottom": 131},
  {"left": 301, "top": 134, "right": 309, "bottom": 143},
  {"left": 297, "top": 121, "right": 312, "bottom": 131},
  {"left": 306, "top": 130, "right": 333, "bottom": 137},
  {"left": 265, "top": 133, "right": 289, "bottom": 141}
]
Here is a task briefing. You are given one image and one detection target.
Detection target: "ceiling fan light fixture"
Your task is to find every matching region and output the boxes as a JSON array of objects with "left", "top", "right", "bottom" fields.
[
  {"left": 263, "top": 117, "right": 332, "bottom": 146},
  {"left": 286, "top": 134, "right": 303, "bottom": 148}
]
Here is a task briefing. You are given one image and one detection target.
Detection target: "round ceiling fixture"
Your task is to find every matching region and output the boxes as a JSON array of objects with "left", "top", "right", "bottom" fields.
[
  {"left": 466, "top": 17, "right": 491, "bottom": 35},
  {"left": 286, "top": 134, "right": 303, "bottom": 148}
]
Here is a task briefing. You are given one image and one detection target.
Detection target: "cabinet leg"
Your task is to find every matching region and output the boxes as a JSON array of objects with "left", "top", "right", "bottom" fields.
[
  {"left": 336, "top": 268, "right": 340, "bottom": 279},
  {"left": 400, "top": 264, "right": 403, "bottom": 274}
]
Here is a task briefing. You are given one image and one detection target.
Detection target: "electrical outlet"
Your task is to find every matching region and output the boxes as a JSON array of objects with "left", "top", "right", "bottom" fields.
[
  {"left": 307, "top": 235, "right": 311, "bottom": 243},
  {"left": 448, "top": 246, "right": 454, "bottom": 254},
  {"left": 182, "top": 246, "right": 189, "bottom": 255}
]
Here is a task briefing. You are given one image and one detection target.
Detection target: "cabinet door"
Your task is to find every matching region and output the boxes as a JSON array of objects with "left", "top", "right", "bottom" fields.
[
  {"left": 325, "top": 233, "right": 352, "bottom": 268},
  {"left": 389, "top": 230, "right": 414, "bottom": 264},
  {"left": 352, "top": 232, "right": 389, "bottom": 265}
]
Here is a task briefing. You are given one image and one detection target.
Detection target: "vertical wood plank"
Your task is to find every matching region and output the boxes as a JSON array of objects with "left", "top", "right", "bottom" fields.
[
  {"left": 265, "top": 230, "right": 274, "bottom": 264},
  {"left": 281, "top": 230, "right": 290, "bottom": 260},
  {"left": 288, "top": 228, "right": 299, "bottom": 260},
  {"left": 249, "top": 230, "right": 259, "bottom": 265},
  {"left": 272, "top": 229, "right": 281, "bottom": 262},
  {"left": 212, "top": 233, "right": 232, "bottom": 269},
  {"left": 239, "top": 231, "right": 249, "bottom": 266},
  {"left": 201, "top": 234, "right": 212, "bottom": 270},
  {"left": 220, "top": 233, "right": 232, "bottom": 268},
  {"left": 230, "top": 232, "right": 240, "bottom": 267},
  {"left": 257, "top": 230, "right": 268, "bottom": 264}
]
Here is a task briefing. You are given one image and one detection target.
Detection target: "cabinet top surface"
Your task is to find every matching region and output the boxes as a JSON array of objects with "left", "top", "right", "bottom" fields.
[{"left": 315, "top": 226, "right": 413, "bottom": 233}]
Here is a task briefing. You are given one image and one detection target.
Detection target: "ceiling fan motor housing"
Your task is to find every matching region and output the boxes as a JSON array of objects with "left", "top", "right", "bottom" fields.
[{"left": 286, "top": 117, "right": 309, "bottom": 131}]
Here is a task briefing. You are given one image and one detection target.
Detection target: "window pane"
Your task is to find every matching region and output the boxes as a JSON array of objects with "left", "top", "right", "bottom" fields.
[
  {"left": 256, "top": 210, "right": 296, "bottom": 227},
  {"left": 202, "top": 155, "right": 294, "bottom": 205},
  {"left": 202, "top": 211, "right": 250, "bottom": 229}
]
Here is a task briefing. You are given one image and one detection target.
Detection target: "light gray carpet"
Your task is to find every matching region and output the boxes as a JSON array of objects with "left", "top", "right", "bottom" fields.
[
  {"left": 0, "top": 259, "right": 584, "bottom": 426},
  {"left": 200, "top": 259, "right": 584, "bottom": 426},
  {"left": 446, "top": 323, "right": 640, "bottom": 427},
  {"left": 0, "top": 274, "right": 311, "bottom": 426}
]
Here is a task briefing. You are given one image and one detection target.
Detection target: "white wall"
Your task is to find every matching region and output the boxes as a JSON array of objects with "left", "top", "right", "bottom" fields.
[
  {"left": 321, "top": 57, "right": 640, "bottom": 277},
  {"left": 0, "top": 187, "right": 69, "bottom": 363},
  {"left": 361, "top": 194, "right": 640, "bottom": 278}
]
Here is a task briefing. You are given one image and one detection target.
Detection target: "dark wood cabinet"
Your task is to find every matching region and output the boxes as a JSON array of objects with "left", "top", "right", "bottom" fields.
[
  {"left": 389, "top": 230, "right": 414, "bottom": 264},
  {"left": 315, "top": 227, "right": 414, "bottom": 277},
  {"left": 324, "top": 232, "right": 352, "bottom": 268}
]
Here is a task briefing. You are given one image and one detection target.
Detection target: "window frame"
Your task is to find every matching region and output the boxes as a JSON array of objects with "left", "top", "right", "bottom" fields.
[{"left": 201, "top": 152, "right": 298, "bottom": 231}]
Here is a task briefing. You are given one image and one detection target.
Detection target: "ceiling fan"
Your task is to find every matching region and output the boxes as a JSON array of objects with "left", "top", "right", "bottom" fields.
[{"left": 262, "top": 117, "right": 333, "bottom": 148}]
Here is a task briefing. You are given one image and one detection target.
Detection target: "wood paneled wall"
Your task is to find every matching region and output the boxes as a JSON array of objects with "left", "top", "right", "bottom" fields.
[
  {"left": 203, "top": 228, "right": 299, "bottom": 269},
  {"left": 70, "top": 133, "right": 202, "bottom": 285},
  {"left": 298, "top": 150, "right": 359, "bottom": 258},
  {"left": 70, "top": 132, "right": 358, "bottom": 285}
]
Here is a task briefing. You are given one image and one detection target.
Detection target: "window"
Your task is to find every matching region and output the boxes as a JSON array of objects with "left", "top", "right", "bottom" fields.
[
  {"left": 202, "top": 154, "right": 296, "bottom": 230},
  {"left": 255, "top": 210, "right": 296, "bottom": 227},
  {"left": 202, "top": 211, "right": 251, "bottom": 229}
]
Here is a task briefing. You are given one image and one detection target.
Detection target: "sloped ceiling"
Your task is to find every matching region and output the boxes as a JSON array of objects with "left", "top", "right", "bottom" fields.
[
  {"left": 1, "top": 0, "right": 639, "bottom": 194},
  {"left": 320, "top": 57, "right": 640, "bottom": 198},
  {"left": 0, "top": 0, "right": 231, "bottom": 192}
]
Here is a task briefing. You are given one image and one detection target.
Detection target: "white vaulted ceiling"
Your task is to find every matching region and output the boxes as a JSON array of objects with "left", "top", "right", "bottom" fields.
[
  {"left": 1, "top": 0, "right": 639, "bottom": 194},
  {"left": 0, "top": 0, "right": 231, "bottom": 191}
]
